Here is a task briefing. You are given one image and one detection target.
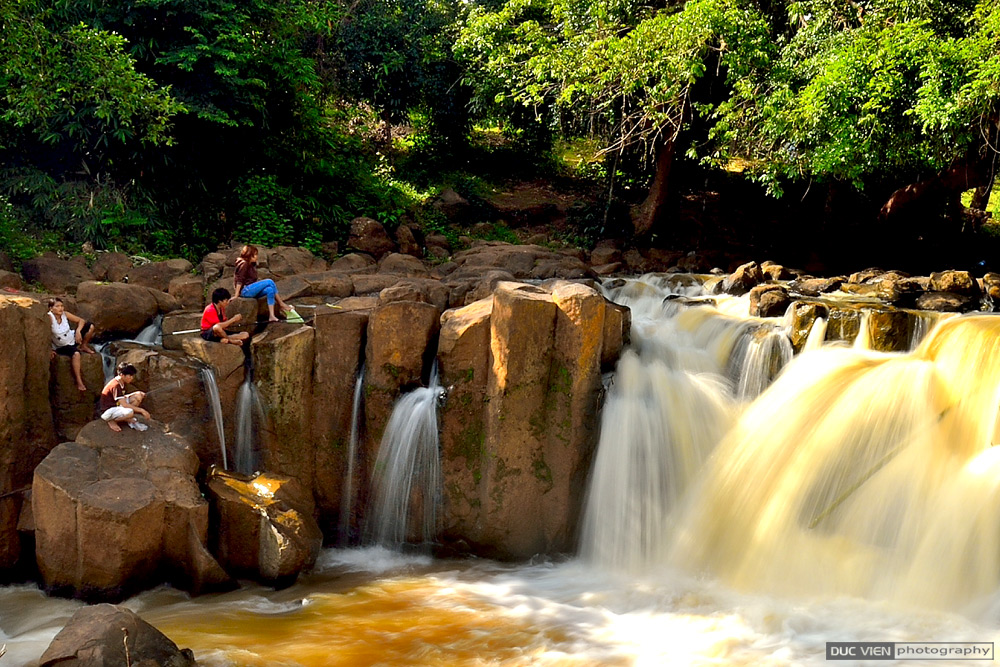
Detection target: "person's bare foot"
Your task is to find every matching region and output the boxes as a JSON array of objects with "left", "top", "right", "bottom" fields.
[
  {"left": 77, "top": 383, "right": 87, "bottom": 392},
  {"left": 229, "top": 338, "right": 243, "bottom": 346},
  {"left": 268, "top": 317, "right": 280, "bottom": 322},
  {"left": 80, "top": 346, "right": 96, "bottom": 354},
  {"left": 108, "top": 421, "right": 122, "bottom": 432}
]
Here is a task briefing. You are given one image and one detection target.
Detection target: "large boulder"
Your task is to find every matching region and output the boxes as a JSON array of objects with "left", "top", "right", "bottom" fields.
[
  {"left": 126, "top": 259, "right": 194, "bottom": 291},
  {"left": 348, "top": 217, "right": 397, "bottom": 259},
  {"left": 74, "top": 282, "right": 160, "bottom": 337},
  {"left": 22, "top": 257, "right": 94, "bottom": 294},
  {"left": 206, "top": 469, "right": 322, "bottom": 585},
  {"left": 91, "top": 252, "right": 132, "bottom": 283},
  {"left": 168, "top": 274, "right": 204, "bottom": 310},
  {"left": 329, "top": 253, "right": 377, "bottom": 273},
  {"left": 267, "top": 246, "right": 328, "bottom": 277},
  {"left": 378, "top": 253, "right": 429, "bottom": 277},
  {"left": 39, "top": 604, "right": 196, "bottom": 667},
  {"left": 33, "top": 421, "right": 229, "bottom": 601},
  {"left": 0, "top": 269, "right": 23, "bottom": 290},
  {"left": 719, "top": 262, "right": 764, "bottom": 296},
  {"left": 0, "top": 296, "right": 57, "bottom": 572}
]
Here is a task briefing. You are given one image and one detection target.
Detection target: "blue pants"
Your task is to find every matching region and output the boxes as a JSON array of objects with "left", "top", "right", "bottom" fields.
[{"left": 241, "top": 279, "right": 278, "bottom": 305}]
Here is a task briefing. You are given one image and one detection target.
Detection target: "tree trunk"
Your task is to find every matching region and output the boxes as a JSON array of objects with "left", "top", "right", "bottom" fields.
[
  {"left": 879, "top": 155, "right": 991, "bottom": 225},
  {"left": 631, "top": 140, "right": 675, "bottom": 237}
]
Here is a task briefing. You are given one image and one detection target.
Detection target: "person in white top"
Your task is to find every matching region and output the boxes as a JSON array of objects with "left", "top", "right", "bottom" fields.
[{"left": 47, "top": 297, "right": 96, "bottom": 392}]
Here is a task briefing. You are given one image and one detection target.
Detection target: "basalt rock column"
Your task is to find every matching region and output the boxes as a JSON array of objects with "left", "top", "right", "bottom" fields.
[
  {"left": 312, "top": 309, "right": 369, "bottom": 540},
  {"left": 254, "top": 326, "right": 315, "bottom": 487},
  {"left": 437, "top": 297, "right": 493, "bottom": 545},
  {"left": 480, "top": 283, "right": 560, "bottom": 559},
  {"left": 0, "top": 296, "right": 57, "bottom": 571}
]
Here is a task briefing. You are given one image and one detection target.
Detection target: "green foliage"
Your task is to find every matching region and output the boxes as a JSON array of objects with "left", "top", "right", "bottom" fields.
[{"left": 0, "top": 195, "right": 39, "bottom": 267}]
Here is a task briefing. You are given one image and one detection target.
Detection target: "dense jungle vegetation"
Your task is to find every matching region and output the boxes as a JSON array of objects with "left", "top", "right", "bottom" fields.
[{"left": 1, "top": 0, "right": 999, "bottom": 270}]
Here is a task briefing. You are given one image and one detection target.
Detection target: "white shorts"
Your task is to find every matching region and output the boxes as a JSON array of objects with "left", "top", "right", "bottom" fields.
[{"left": 101, "top": 406, "right": 134, "bottom": 422}]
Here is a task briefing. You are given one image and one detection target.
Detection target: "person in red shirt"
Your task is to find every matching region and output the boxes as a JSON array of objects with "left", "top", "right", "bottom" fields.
[{"left": 201, "top": 288, "right": 250, "bottom": 346}]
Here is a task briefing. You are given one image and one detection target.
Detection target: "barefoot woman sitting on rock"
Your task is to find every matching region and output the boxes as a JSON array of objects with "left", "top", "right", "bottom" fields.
[
  {"left": 47, "top": 297, "right": 96, "bottom": 392},
  {"left": 99, "top": 362, "right": 151, "bottom": 432},
  {"left": 234, "top": 244, "right": 292, "bottom": 322}
]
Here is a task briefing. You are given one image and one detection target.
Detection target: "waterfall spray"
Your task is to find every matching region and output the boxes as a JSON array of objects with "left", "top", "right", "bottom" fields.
[
  {"left": 365, "top": 367, "right": 444, "bottom": 549},
  {"left": 200, "top": 367, "right": 228, "bottom": 470}
]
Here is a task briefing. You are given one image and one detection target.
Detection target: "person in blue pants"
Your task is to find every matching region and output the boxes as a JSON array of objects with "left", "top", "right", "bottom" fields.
[{"left": 234, "top": 244, "right": 292, "bottom": 322}]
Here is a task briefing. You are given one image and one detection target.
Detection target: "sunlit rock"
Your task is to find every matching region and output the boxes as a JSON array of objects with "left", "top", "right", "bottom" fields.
[{"left": 207, "top": 468, "right": 322, "bottom": 585}]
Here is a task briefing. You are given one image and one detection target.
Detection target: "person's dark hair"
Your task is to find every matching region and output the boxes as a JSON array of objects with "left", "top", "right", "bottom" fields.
[
  {"left": 47, "top": 297, "right": 63, "bottom": 309},
  {"left": 212, "top": 287, "right": 232, "bottom": 304},
  {"left": 117, "top": 362, "right": 137, "bottom": 377},
  {"left": 239, "top": 244, "right": 258, "bottom": 262}
]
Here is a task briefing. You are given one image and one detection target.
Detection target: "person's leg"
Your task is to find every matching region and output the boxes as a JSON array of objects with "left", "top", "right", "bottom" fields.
[
  {"left": 71, "top": 351, "right": 86, "bottom": 391},
  {"left": 240, "top": 280, "right": 273, "bottom": 303},
  {"left": 80, "top": 322, "right": 96, "bottom": 354}
]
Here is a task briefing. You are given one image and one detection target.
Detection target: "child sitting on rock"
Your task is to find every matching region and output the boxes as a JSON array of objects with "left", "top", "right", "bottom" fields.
[
  {"left": 201, "top": 287, "right": 250, "bottom": 346},
  {"left": 99, "top": 362, "right": 151, "bottom": 432}
]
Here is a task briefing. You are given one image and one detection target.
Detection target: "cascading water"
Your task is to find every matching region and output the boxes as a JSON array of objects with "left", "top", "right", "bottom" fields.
[
  {"left": 804, "top": 315, "right": 828, "bottom": 351},
  {"left": 133, "top": 314, "right": 163, "bottom": 346},
  {"left": 93, "top": 342, "right": 117, "bottom": 383},
  {"left": 587, "top": 274, "right": 1000, "bottom": 613},
  {"left": 365, "top": 367, "right": 444, "bottom": 549},
  {"left": 339, "top": 363, "right": 366, "bottom": 546},
  {"left": 199, "top": 367, "right": 227, "bottom": 470},
  {"left": 234, "top": 377, "right": 264, "bottom": 475}
]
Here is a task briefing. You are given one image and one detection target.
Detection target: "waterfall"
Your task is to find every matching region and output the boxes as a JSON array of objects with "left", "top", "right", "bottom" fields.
[
  {"left": 339, "top": 363, "right": 366, "bottom": 546},
  {"left": 853, "top": 310, "right": 871, "bottom": 349},
  {"left": 94, "top": 342, "right": 116, "bottom": 384},
  {"left": 365, "top": 368, "right": 444, "bottom": 549},
  {"left": 133, "top": 315, "right": 163, "bottom": 346},
  {"left": 803, "top": 316, "right": 828, "bottom": 351},
  {"left": 729, "top": 326, "right": 793, "bottom": 402},
  {"left": 234, "top": 378, "right": 263, "bottom": 476},
  {"left": 200, "top": 367, "right": 227, "bottom": 470},
  {"left": 589, "top": 274, "right": 1000, "bottom": 610}
]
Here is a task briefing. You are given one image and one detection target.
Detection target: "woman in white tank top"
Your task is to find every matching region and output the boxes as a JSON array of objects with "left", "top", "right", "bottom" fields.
[{"left": 47, "top": 297, "right": 95, "bottom": 392}]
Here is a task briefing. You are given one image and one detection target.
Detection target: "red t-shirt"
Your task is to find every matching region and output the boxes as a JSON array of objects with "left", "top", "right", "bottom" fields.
[{"left": 201, "top": 303, "right": 225, "bottom": 332}]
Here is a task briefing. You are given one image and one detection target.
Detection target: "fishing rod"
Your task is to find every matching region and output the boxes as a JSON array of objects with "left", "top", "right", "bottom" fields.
[{"left": 164, "top": 304, "right": 336, "bottom": 335}]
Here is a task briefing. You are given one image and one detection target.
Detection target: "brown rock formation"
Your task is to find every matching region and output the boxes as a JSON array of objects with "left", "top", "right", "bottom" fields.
[
  {"left": 206, "top": 469, "right": 322, "bottom": 585},
  {"left": 39, "top": 603, "right": 196, "bottom": 667}
]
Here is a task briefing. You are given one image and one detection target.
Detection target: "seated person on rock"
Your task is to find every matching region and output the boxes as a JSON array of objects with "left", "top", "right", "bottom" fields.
[
  {"left": 47, "top": 297, "right": 96, "bottom": 392},
  {"left": 99, "top": 362, "right": 151, "bottom": 433},
  {"left": 201, "top": 287, "right": 250, "bottom": 346},
  {"left": 234, "top": 244, "right": 292, "bottom": 322}
]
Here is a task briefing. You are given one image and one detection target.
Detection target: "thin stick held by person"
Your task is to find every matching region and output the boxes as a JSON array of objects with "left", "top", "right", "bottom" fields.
[
  {"left": 234, "top": 244, "right": 292, "bottom": 322},
  {"left": 201, "top": 288, "right": 250, "bottom": 346},
  {"left": 47, "top": 297, "right": 96, "bottom": 392},
  {"left": 99, "top": 362, "right": 151, "bottom": 433}
]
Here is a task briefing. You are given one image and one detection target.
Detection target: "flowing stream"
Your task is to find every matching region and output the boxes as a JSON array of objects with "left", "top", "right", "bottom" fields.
[
  {"left": 6, "top": 274, "right": 1000, "bottom": 665},
  {"left": 200, "top": 367, "right": 228, "bottom": 470}
]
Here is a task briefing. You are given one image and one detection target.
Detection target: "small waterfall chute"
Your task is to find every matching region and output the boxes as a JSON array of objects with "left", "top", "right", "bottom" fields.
[
  {"left": 234, "top": 377, "right": 264, "bottom": 476},
  {"left": 339, "top": 363, "right": 366, "bottom": 546},
  {"left": 365, "top": 368, "right": 444, "bottom": 550},
  {"left": 200, "top": 367, "right": 227, "bottom": 470}
]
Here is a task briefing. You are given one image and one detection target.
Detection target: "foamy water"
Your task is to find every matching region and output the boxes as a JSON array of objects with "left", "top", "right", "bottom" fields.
[{"left": 4, "top": 550, "right": 999, "bottom": 666}]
